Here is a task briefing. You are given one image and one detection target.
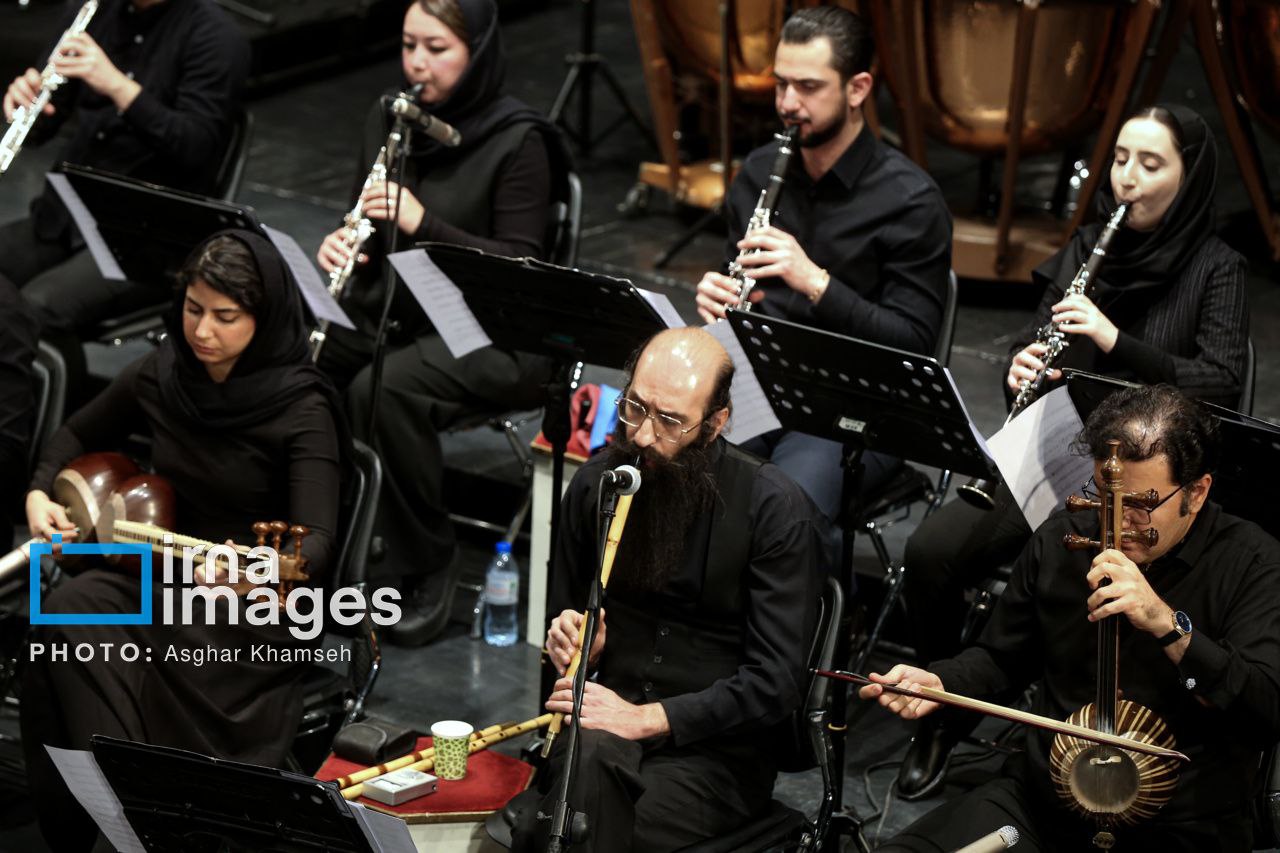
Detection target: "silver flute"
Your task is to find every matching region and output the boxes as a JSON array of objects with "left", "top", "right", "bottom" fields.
[
  {"left": 728, "top": 126, "right": 798, "bottom": 311},
  {"left": 309, "top": 131, "right": 398, "bottom": 362},
  {"left": 0, "top": 0, "right": 99, "bottom": 178}
]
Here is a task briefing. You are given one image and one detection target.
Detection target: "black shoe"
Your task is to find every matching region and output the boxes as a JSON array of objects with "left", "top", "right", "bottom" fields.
[
  {"left": 895, "top": 718, "right": 956, "bottom": 800},
  {"left": 386, "top": 569, "right": 459, "bottom": 647}
]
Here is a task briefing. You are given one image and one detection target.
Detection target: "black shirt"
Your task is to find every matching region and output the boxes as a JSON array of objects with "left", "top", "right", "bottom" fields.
[
  {"left": 0, "top": 277, "right": 39, "bottom": 519},
  {"left": 30, "top": 0, "right": 250, "bottom": 238},
  {"left": 550, "top": 441, "right": 825, "bottom": 763},
  {"left": 932, "top": 501, "right": 1280, "bottom": 832},
  {"left": 724, "top": 126, "right": 952, "bottom": 356}
]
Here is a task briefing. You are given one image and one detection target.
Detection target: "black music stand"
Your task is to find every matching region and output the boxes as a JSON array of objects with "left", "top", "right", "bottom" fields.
[
  {"left": 726, "top": 309, "right": 994, "bottom": 842},
  {"left": 88, "top": 736, "right": 389, "bottom": 852}
]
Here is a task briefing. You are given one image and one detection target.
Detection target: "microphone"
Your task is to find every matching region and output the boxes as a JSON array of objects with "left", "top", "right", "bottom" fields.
[
  {"left": 601, "top": 465, "right": 641, "bottom": 496},
  {"left": 955, "top": 826, "right": 1019, "bottom": 853},
  {"left": 388, "top": 94, "right": 462, "bottom": 147}
]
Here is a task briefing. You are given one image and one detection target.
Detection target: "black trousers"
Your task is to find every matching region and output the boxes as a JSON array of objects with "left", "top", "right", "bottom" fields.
[
  {"left": 511, "top": 729, "right": 773, "bottom": 853},
  {"left": 901, "top": 483, "right": 1031, "bottom": 664},
  {"left": 341, "top": 331, "right": 551, "bottom": 585},
  {"left": 878, "top": 772, "right": 1252, "bottom": 852}
]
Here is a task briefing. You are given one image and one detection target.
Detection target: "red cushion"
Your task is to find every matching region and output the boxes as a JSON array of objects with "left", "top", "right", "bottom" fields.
[{"left": 316, "top": 737, "right": 535, "bottom": 822}]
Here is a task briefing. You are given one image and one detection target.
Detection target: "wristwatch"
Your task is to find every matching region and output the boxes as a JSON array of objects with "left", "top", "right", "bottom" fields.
[{"left": 1158, "top": 610, "right": 1193, "bottom": 647}]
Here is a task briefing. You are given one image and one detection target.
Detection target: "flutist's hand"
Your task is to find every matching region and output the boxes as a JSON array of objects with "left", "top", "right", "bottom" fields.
[
  {"left": 4, "top": 68, "right": 50, "bottom": 122},
  {"left": 546, "top": 608, "right": 606, "bottom": 676},
  {"left": 1051, "top": 293, "right": 1119, "bottom": 353},
  {"left": 24, "top": 490, "right": 76, "bottom": 553},
  {"left": 1006, "top": 342, "right": 1059, "bottom": 393},
  {"left": 734, "top": 226, "right": 828, "bottom": 302},
  {"left": 360, "top": 180, "right": 425, "bottom": 236},
  {"left": 545, "top": 677, "right": 670, "bottom": 740},
  {"left": 53, "top": 34, "right": 140, "bottom": 113},
  {"left": 317, "top": 227, "right": 368, "bottom": 274},
  {"left": 857, "top": 664, "right": 943, "bottom": 720}
]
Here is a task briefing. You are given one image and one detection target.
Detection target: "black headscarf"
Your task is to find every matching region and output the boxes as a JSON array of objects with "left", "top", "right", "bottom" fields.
[
  {"left": 155, "top": 229, "right": 351, "bottom": 451},
  {"left": 1035, "top": 103, "right": 1219, "bottom": 297}
]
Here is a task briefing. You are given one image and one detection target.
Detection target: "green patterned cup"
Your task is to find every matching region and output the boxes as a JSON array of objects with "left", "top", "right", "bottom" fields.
[{"left": 431, "top": 720, "right": 473, "bottom": 780}]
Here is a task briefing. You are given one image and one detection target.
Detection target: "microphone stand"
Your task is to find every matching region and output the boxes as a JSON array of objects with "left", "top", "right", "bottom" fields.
[{"left": 544, "top": 473, "right": 618, "bottom": 852}]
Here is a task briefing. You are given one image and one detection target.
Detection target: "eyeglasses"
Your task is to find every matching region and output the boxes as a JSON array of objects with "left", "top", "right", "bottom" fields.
[
  {"left": 615, "top": 396, "right": 703, "bottom": 444},
  {"left": 1081, "top": 476, "right": 1183, "bottom": 526}
]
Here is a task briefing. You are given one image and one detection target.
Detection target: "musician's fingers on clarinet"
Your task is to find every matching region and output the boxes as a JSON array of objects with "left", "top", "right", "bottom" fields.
[
  {"left": 696, "top": 273, "right": 738, "bottom": 322},
  {"left": 317, "top": 231, "right": 355, "bottom": 273}
]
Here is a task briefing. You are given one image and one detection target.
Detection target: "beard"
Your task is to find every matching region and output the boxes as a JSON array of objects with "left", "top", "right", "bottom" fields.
[
  {"left": 783, "top": 104, "right": 849, "bottom": 149},
  {"left": 597, "top": 423, "right": 720, "bottom": 595}
]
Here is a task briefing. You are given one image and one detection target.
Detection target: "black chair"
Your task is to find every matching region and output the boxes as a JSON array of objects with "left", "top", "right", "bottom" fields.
[
  {"left": 28, "top": 340, "right": 67, "bottom": 472},
  {"left": 213, "top": 107, "right": 254, "bottom": 203},
  {"left": 288, "top": 438, "right": 384, "bottom": 772}
]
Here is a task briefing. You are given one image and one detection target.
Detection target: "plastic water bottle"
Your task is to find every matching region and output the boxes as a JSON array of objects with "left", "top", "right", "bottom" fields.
[{"left": 483, "top": 541, "right": 520, "bottom": 646}]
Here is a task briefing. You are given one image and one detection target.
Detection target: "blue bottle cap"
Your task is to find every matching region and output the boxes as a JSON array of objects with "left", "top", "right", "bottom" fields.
[{"left": 495, "top": 541, "right": 512, "bottom": 554}]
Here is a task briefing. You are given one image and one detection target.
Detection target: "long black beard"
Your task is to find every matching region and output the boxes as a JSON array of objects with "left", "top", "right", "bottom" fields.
[{"left": 598, "top": 427, "right": 720, "bottom": 595}]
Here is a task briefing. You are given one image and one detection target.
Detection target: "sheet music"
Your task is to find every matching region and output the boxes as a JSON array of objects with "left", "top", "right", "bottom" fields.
[
  {"left": 388, "top": 249, "right": 493, "bottom": 358},
  {"left": 705, "top": 320, "right": 782, "bottom": 445},
  {"left": 987, "top": 386, "right": 1093, "bottom": 530},
  {"left": 263, "top": 225, "right": 354, "bottom": 330},
  {"left": 47, "top": 746, "right": 146, "bottom": 853},
  {"left": 637, "top": 288, "right": 686, "bottom": 329},
  {"left": 46, "top": 173, "right": 127, "bottom": 281},
  {"left": 348, "top": 802, "right": 417, "bottom": 853}
]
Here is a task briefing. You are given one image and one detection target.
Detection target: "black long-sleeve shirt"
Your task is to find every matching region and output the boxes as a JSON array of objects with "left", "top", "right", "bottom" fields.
[
  {"left": 1013, "top": 234, "right": 1249, "bottom": 409},
  {"left": 724, "top": 126, "right": 952, "bottom": 356},
  {"left": 932, "top": 501, "right": 1280, "bottom": 832},
  {"left": 550, "top": 442, "right": 825, "bottom": 763},
  {"left": 28, "top": 0, "right": 249, "bottom": 238},
  {"left": 30, "top": 354, "right": 341, "bottom": 582},
  {"left": 0, "top": 277, "right": 39, "bottom": 520}
]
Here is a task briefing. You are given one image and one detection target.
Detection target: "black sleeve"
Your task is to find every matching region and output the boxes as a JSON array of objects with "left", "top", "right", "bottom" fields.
[
  {"left": 20, "top": 1, "right": 83, "bottom": 147},
  {"left": 29, "top": 357, "right": 149, "bottom": 494},
  {"left": 0, "top": 281, "right": 38, "bottom": 504},
  {"left": 413, "top": 129, "right": 552, "bottom": 260},
  {"left": 284, "top": 394, "right": 342, "bottom": 584}
]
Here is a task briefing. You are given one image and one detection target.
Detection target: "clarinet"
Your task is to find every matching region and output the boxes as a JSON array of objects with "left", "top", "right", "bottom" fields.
[
  {"left": 0, "top": 0, "right": 99, "bottom": 178},
  {"left": 957, "top": 203, "right": 1129, "bottom": 510},
  {"left": 728, "top": 126, "right": 798, "bottom": 311},
  {"left": 309, "top": 132, "right": 398, "bottom": 362}
]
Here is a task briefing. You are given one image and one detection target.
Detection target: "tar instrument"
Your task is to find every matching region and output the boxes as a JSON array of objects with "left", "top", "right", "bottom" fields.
[
  {"left": 1053, "top": 439, "right": 1178, "bottom": 846},
  {"left": 727, "top": 126, "right": 797, "bottom": 311},
  {"left": 0, "top": 0, "right": 98, "bottom": 178},
  {"left": 958, "top": 203, "right": 1129, "bottom": 510},
  {"left": 1, "top": 453, "right": 309, "bottom": 602},
  {"left": 339, "top": 715, "right": 552, "bottom": 800},
  {"left": 309, "top": 130, "right": 398, "bottom": 362},
  {"left": 539, "top": 490, "right": 636, "bottom": 759}
]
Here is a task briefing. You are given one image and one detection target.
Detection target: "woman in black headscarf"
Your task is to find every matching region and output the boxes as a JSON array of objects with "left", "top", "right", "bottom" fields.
[
  {"left": 893, "top": 104, "right": 1251, "bottom": 802},
  {"left": 315, "top": 0, "right": 568, "bottom": 646},
  {"left": 21, "top": 230, "right": 346, "bottom": 852}
]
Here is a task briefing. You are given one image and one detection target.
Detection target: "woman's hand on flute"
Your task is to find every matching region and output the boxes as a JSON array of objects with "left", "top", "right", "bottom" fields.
[
  {"left": 546, "top": 608, "right": 606, "bottom": 676},
  {"left": 545, "top": 677, "right": 668, "bottom": 740},
  {"left": 857, "top": 664, "right": 944, "bottom": 720}
]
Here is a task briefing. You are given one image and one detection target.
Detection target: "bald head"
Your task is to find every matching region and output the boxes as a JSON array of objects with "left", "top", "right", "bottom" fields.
[{"left": 623, "top": 328, "right": 733, "bottom": 456}]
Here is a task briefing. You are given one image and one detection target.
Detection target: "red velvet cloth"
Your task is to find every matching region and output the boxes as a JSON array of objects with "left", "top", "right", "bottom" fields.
[{"left": 316, "top": 737, "right": 534, "bottom": 822}]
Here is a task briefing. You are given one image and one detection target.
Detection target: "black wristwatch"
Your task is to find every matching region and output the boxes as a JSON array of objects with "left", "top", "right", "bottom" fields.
[{"left": 1158, "top": 610, "right": 1193, "bottom": 647}]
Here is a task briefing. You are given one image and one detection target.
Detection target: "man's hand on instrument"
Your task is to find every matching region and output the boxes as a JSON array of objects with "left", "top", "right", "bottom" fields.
[
  {"left": 546, "top": 608, "right": 606, "bottom": 676},
  {"left": 24, "top": 490, "right": 76, "bottom": 552},
  {"left": 857, "top": 664, "right": 943, "bottom": 720},
  {"left": 1051, "top": 293, "right": 1119, "bottom": 353},
  {"left": 3, "top": 68, "right": 49, "bottom": 122},
  {"left": 360, "top": 180, "right": 425, "bottom": 236},
  {"left": 52, "top": 34, "right": 139, "bottom": 111},
  {"left": 733, "top": 226, "right": 828, "bottom": 302},
  {"left": 545, "top": 677, "right": 669, "bottom": 740},
  {"left": 695, "top": 271, "right": 751, "bottom": 323},
  {"left": 1006, "top": 342, "right": 1058, "bottom": 392},
  {"left": 317, "top": 227, "right": 367, "bottom": 274},
  {"left": 1086, "top": 548, "right": 1172, "bottom": 635}
]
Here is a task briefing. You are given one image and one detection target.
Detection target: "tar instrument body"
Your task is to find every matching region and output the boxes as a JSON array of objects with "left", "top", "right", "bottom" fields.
[
  {"left": 0, "top": 0, "right": 98, "bottom": 178},
  {"left": 728, "top": 126, "right": 798, "bottom": 311},
  {"left": 959, "top": 203, "right": 1129, "bottom": 509},
  {"left": 1053, "top": 439, "right": 1178, "bottom": 847}
]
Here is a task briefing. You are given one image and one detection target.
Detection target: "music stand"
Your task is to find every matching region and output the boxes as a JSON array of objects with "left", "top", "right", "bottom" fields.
[
  {"left": 726, "top": 308, "right": 994, "bottom": 838},
  {"left": 89, "top": 736, "right": 385, "bottom": 852}
]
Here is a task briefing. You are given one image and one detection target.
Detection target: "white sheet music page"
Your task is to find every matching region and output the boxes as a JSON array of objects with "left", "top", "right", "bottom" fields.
[
  {"left": 636, "top": 288, "right": 686, "bottom": 329},
  {"left": 46, "top": 173, "right": 127, "bottom": 281},
  {"left": 705, "top": 319, "right": 782, "bottom": 445},
  {"left": 347, "top": 802, "right": 417, "bottom": 853},
  {"left": 263, "top": 225, "right": 355, "bottom": 330},
  {"left": 46, "top": 746, "right": 146, "bottom": 853},
  {"left": 987, "top": 385, "right": 1093, "bottom": 530},
  {"left": 388, "top": 249, "right": 493, "bottom": 358}
]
